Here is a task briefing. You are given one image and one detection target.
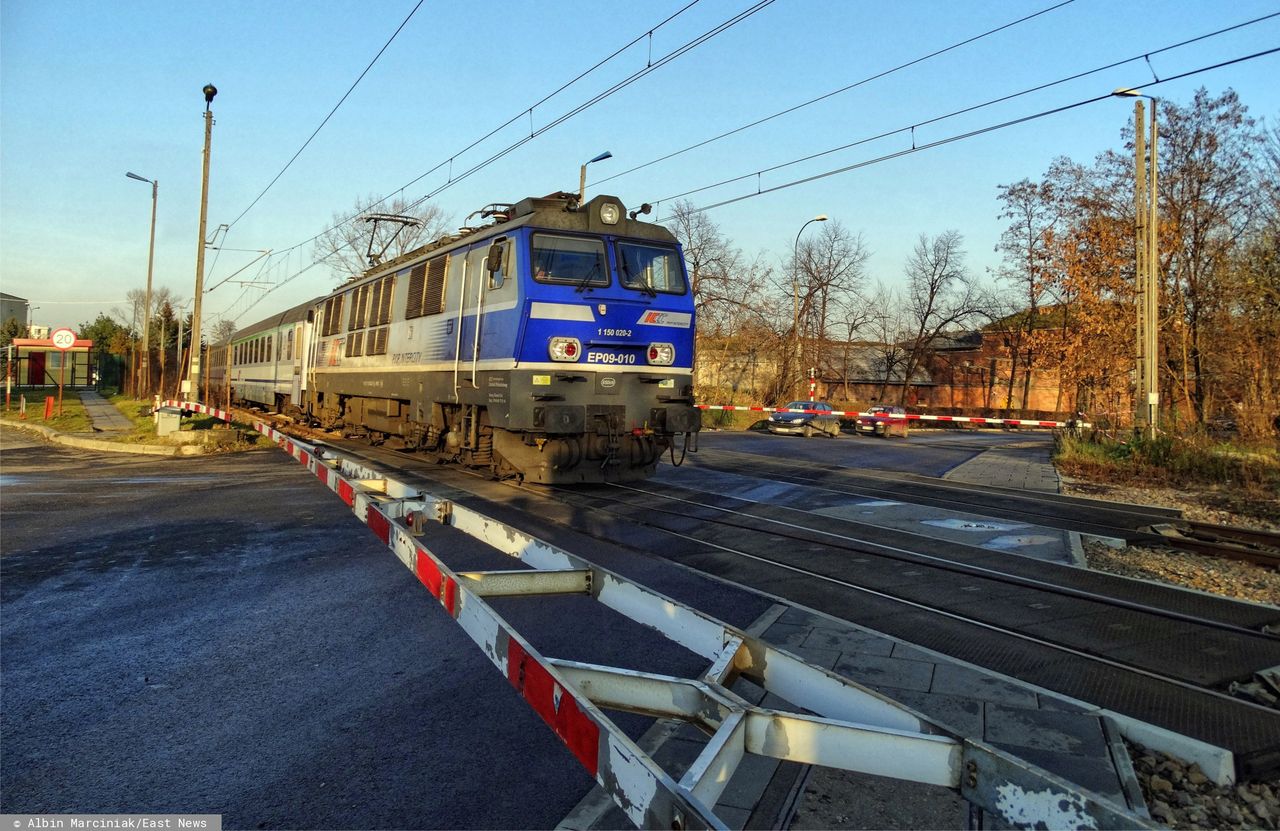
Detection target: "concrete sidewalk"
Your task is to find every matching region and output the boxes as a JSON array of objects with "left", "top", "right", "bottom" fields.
[
  {"left": 942, "top": 436, "right": 1062, "bottom": 493},
  {"left": 76, "top": 389, "right": 134, "bottom": 432}
]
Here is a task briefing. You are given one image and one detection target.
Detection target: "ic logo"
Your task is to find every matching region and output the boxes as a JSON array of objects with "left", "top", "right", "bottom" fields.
[
  {"left": 600, "top": 377, "right": 617, "bottom": 389},
  {"left": 598, "top": 304, "right": 607, "bottom": 315}
]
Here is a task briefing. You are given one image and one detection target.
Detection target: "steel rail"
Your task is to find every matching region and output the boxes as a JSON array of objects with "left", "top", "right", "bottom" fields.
[
  {"left": 697, "top": 448, "right": 1279, "bottom": 564},
  {"left": 599, "top": 480, "right": 1278, "bottom": 642}
]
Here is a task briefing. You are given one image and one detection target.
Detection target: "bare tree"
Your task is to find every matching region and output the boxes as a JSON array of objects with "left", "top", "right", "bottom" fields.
[
  {"left": 788, "top": 221, "right": 870, "bottom": 397},
  {"left": 863, "top": 283, "right": 912, "bottom": 404},
  {"left": 900, "top": 231, "right": 983, "bottom": 406},
  {"left": 314, "top": 195, "right": 451, "bottom": 284},
  {"left": 667, "top": 200, "right": 768, "bottom": 336}
]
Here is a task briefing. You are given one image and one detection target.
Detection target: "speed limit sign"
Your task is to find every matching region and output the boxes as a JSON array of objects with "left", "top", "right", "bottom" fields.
[{"left": 50, "top": 328, "right": 77, "bottom": 350}]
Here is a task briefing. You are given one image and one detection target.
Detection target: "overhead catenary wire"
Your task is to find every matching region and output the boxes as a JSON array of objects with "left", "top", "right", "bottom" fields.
[
  {"left": 224, "top": 0, "right": 428, "bottom": 233},
  {"left": 638, "top": 10, "right": 1280, "bottom": 203},
  {"left": 242, "top": 0, "right": 712, "bottom": 266},
  {"left": 217, "top": 0, "right": 776, "bottom": 324},
  {"left": 656, "top": 47, "right": 1280, "bottom": 220},
  {"left": 592, "top": 0, "right": 1079, "bottom": 188}
]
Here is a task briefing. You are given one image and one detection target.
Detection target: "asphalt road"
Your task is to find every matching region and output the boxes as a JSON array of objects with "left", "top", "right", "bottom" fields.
[{"left": 1, "top": 429, "right": 604, "bottom": 829}]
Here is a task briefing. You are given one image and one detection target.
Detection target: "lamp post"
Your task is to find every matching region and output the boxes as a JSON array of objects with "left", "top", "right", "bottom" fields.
[
  {"left": 1113, "top": 88, "right": 1159, "bottom": 440},
  {"left": 579, "top": 151, "right": 612, "bottom": 203},
  {"left": 126, "top": 171, "right": 158, "bottom": 395},
  {"left": 792, "top": 215, "right": 827, "bottom": 398},
  {"left": 187, "top": 83, "right": 217, "bottom": 402}
]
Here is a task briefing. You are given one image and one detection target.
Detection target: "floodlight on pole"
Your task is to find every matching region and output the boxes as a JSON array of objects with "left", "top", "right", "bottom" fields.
[
  {"left": 793, "top": 215, "right": 828, "bottom": 399},
  {"left": 126, "top": 171, "right": 158, "bottom": 395},
  {"left": 579, "top": 151, "right": 613, "bottom": 203},
  {"left": 187, "top": 84, "right": 217, "bottom": 401}
]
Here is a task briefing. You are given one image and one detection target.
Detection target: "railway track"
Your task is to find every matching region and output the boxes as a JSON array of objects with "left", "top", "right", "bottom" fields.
[
  {"left": 521, "top": 477, "right": 1280, "bottom": 774},
  {"left": 691, "top": 447, "right": 1280, "bottom": 567},
  {"left": 239, "top": 411, "right": 1280, "bottom": 774}
]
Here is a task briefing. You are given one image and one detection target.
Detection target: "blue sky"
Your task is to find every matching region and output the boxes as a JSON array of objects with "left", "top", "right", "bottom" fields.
[{"left": 2, "top": 0, "right": 1278, "bottom": 333}]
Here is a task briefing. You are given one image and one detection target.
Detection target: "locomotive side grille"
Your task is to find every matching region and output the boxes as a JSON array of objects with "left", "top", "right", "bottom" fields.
[
  {"left": 423, "top": 256, "right": 448, "bottom": 316},
  {"left": 322, "top": 295, "right": 345, "bottom": 336},
  {"left": 406, "top": 262, "right": 427, "bottom": 319},
  {"left": 345, "top": 331, "right": 364, "bottom": 358},
  {"left": 373, "top": 276, "right": 394, "bottom": 325},
  {"left": 366, "top": 327, "right": 389, "bottom": 356}
]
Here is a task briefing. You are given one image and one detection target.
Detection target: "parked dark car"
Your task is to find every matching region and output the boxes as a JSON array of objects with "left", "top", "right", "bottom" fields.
[
  {"left": 855, "top": 405, "right": 909, "bottom": 438},
  {"left": 767, "top": 401, "right": 842, "bottom": 438}
]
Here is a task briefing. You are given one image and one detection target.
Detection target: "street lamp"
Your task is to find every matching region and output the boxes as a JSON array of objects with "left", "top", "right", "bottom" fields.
[
  {"left": 579, "top": 151, "right": 612, "bottom": 203},
  {"left": 188, "top": 83, "right": 217, "bottom": 401},
  {"left": 126, "top": 171, "right": 158, "bottom": 395},
  {"left": 1113, "top": 88, "right": 1159, "bottom": 439},
  {"left": 793, "top": 214, "right": 827, "bottom": 399}
]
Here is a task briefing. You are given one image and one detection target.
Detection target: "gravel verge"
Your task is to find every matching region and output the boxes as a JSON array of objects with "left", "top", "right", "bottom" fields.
[
  {"left": 1130, "top": 741, "right": 1280, "bottom": 830},
  {"left": 1061, "top": 475, "right": 1279, "bottom": 828}
]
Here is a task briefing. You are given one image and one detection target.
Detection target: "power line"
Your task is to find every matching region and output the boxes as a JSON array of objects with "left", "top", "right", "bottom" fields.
[
  {"left": 659, "top": 47, "right": 1280, "bottom": 219},
  {"left": 632, "top": 9, "right": 1280, "bottom": 202},
  {"left": 406, "top": 0, "right": 777, "bottom": 208},
  {"left": 593, "top": 0, "right": 1078, "bottom": 187},
  {"left": 251, "top": 0, "right": 712, "bottom": 265},
  {"left": 224, "top": 0, "right": 427, "bottom": 232},
  {"left": 218, "top": 0, "right": 776, "bottom": 324}
]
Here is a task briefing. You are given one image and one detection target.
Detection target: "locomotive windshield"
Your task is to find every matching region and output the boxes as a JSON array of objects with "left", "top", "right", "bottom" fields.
[
  {"left": 616, "top": 242, "right": 687, "bottom": 294},
  {"left": 531, "top": 234, "right": 607, "bottom": 287}
]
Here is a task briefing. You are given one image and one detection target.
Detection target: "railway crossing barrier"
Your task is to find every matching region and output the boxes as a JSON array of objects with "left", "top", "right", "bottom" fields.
[
  {"left": 698, "top": 404, "right": 1091, "bottom": 430},
  {"left": 162, "top": 400, "right": 1147, "bottom": 829}
]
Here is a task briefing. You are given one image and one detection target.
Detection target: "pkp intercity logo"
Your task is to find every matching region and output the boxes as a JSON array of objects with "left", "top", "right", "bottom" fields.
[{"left": 636, "top": 311, "right": 691, "bottom": 328}]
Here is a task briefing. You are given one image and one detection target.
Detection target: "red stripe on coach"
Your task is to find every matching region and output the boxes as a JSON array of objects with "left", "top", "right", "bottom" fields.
[{"left": 506, "top": 639, "right": 601, "bottom": 777}]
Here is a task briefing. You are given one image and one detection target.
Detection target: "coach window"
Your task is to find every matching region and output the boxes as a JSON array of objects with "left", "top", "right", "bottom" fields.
[{"left": 531, "top": 233, "right": 607, "bottom": 288}]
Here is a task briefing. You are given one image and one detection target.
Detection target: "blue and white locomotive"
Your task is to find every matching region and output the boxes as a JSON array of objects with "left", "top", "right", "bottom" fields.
[{"left": 228, "top": 192, "right": 701, "bottom": 483}]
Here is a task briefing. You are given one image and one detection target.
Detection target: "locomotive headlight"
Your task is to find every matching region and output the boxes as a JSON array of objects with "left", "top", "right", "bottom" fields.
[
  {"left": 549, "top": 336, "right": 582, "bottom": 362},
  {"left": 647, "top": 342, "right": 674, "bottom": 365},
  {"left": 599, "top": 202, "right": 621, "bottom": 225}
]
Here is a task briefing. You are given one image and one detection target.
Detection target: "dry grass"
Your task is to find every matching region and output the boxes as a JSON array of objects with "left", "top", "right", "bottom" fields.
[{"left": 1056, "top": 432, "right": 1280, "bottom": 527}]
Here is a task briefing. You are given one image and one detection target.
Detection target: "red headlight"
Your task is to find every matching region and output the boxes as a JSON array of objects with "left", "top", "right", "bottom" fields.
[
  {"left": 549, "top": 337, "right": 581, "bottom": 362},
  {"left": 647, "top": 342, "right": 674, "bottom": 365}
]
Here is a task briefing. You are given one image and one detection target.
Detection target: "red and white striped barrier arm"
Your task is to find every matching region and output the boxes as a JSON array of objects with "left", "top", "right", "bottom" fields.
[{"left": 696, "top": 404, "right": 1089, "bottom": 429}]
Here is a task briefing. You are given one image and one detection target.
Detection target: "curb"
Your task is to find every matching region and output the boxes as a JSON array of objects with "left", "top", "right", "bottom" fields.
[{"left": 0, "top": 418, "right": 195, "bottom": 456}]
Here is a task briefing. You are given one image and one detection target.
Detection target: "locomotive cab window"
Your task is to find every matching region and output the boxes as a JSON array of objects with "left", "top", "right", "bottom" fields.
[
  {"left": 616, "top": 242, "right": 687, "bottom": 294},
  {"left": 531, "top": 234, "right": 607, "bottom": 288}
]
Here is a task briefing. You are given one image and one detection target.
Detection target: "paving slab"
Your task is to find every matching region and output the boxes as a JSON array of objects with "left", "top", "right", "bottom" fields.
[{"left": 77, "top": 390, "right": 134, "bottom": 432}]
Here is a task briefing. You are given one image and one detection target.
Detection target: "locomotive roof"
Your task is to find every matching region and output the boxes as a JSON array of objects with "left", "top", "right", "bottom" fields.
[{"left": 355, "top": 193, "right": 678, "bottom": 284}]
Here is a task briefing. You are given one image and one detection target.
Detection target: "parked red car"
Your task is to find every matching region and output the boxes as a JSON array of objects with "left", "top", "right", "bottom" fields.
[{"left": 855, "top": 405, "right": 909, "bottom": 438}]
